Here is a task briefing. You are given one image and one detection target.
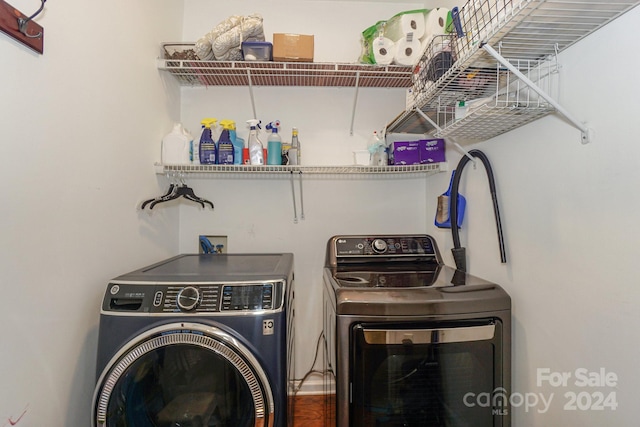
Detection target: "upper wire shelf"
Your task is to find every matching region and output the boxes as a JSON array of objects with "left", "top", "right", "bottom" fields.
[
  {"left": 158, "top": 47, "right": 413, "bottom": 88},
  {"left": 387, "top": 0, "right": 640, "bottom": 141}
]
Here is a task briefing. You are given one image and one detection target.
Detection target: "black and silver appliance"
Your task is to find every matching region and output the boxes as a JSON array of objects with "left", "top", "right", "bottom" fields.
[
  {"left": 93, "top": 253, "right": 294, "bottom": 427},
  {"left": 323, "top": 235, "right": 511, "bottom": 427}
]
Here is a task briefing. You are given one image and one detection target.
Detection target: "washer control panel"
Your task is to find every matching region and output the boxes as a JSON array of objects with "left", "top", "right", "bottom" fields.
[
  {"left": 104, "top": 282, "right": 283, "bottom": 314},
  {"left": 333, "top": 235, "right": 437, "bottom": 257}
]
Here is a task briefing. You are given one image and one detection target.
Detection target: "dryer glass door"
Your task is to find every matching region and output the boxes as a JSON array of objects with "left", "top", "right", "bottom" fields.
[{"left": 93, "top": 325, "right": 273, "bottom": 427}]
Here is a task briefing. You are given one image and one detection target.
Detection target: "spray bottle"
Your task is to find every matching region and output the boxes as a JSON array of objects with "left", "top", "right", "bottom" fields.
[
  {"left": 199, "top": 118, "right": 218, "bottom": 165},
  {"left": 266, "top": 120, "right": 282, "bottom": 165},
  {"left": 217, "top": 120, "right": 235, "bottom": 165},
  {"left": 224, "top": 119, "right": 244, "bottom": 165},
  {"left": 246, "top": 119, "right": 264, "bottom": 165}
]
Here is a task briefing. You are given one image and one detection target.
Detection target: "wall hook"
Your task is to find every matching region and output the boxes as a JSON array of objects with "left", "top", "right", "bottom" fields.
[{"left": 17, "top": 0, "right": 46, "bottom": 38}]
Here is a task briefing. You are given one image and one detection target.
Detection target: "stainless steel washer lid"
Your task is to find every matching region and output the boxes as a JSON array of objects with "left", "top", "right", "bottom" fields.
[{"left": 324, "top": 265, "right": 511, "bottom": 316}]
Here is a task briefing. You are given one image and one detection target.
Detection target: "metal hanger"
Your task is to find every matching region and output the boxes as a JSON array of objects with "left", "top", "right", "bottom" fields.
[{"left": 140, "top": 173, "right": 214, "bottom": 210}]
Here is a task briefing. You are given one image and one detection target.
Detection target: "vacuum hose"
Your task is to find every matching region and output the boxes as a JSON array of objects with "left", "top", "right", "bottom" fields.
[{"left": 449, "top": 149, "right": 506, "bottom": 272}]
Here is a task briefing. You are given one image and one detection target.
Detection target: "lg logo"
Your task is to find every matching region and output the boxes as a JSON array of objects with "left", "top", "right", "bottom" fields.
[{"left": 263, "top": 319, "right": 275, "bottom": 335}]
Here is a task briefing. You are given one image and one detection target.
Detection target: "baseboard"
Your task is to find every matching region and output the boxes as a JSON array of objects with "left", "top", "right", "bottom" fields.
[{"left": 290, "top": 376, "right": 335, "bottom": 396}]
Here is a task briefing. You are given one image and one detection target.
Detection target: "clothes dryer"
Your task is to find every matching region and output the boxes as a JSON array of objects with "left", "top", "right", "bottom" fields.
[{"left": 92, "top": 253, "right": 294, "bottom": 427}]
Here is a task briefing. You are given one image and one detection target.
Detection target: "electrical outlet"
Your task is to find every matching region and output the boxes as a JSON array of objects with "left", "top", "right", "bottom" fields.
[{"left": 199, "top": 235, "right": 228, "bottom": 254}]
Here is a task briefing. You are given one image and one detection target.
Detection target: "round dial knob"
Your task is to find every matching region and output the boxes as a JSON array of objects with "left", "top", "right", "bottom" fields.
[
  {"left": 177, "top": 286, "right": 200, "bottom": 311},
  {"left": 371, "top": 238, "right": 388, "bottom": 254}
]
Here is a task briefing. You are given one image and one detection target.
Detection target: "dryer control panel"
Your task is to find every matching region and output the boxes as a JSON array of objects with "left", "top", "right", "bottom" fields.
[{"left": 103, "top": 281, "right": 284, "bottom": 315}]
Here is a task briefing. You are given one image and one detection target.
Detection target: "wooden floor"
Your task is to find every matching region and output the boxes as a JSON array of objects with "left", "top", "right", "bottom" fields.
[{"left": 291, "top": 394, "right": 329, "bottom": 427}]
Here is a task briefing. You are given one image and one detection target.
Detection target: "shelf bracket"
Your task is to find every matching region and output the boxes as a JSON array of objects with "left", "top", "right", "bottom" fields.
[
  {"left": 414, "top": 108, "right": 476, "bottom": 164},
  {"left": 350, "top": 71, "right": 360, "bottom": 136},
  {"left": 482, "top": 43, "right": 592, "bottom": 144},
  {"left": 289, "top": 171, "right": 305, "bottom": 223},
  {"left": 247, "top": 69, "right": 257, "bottom": 119}
]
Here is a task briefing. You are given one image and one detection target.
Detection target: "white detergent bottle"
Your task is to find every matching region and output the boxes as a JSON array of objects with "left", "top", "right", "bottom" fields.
[
  {"left": 246, "top": 119, "right": 264, "bottom": 165},
  {"left": 162, "top": 122, "right": 191, "bottom": 165}
]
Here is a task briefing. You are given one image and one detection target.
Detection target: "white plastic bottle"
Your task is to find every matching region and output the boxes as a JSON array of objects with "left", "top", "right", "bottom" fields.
[
  {"left": 246, "top": 119, "right": 264, "bottom": 165},
  {"left": 162, "top": 123, "right": 191, "bottom": 165}
]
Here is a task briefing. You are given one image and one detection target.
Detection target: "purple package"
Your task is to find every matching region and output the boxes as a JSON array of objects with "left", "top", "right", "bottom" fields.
[
  {"left": 392, "top": 141, "right": 421, "bottom": 165},
  {"left": 419, "top": 138, "right": 446, "bottom": 163}
]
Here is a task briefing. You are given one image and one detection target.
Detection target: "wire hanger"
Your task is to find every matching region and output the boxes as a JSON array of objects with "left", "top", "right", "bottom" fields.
[{"left": 140, "top": 173, "right": 214, "bottom": 210}]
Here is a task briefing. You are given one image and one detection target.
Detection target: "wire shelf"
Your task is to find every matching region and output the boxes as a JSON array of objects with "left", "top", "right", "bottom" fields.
[
  {"left": 158, "top": 55, "right": 413, "bottom": 88},
  {"left": 387, "top": 0, "right": 640, "bottom": 140},
  {"left": 157, "top": 163, "right": 444, "bottom": 176}
]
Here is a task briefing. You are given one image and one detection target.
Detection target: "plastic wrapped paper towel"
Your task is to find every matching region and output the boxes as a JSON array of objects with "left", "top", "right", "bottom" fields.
[
  {"left": 383, "top": 10, "right": 426, "bottom": 42},
  {"left": 394, "top": 35, "right": 422, "bottom": 66},
  {"left": 372, "top": 37, "right": 396, "bottom": 65},
  {"left": 423, "top": 8, "right": 451, "bottom": 42}
]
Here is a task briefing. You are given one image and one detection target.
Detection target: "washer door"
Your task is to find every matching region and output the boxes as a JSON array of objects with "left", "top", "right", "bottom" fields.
[{"left": 93, "top": 322, "right": 274, "bottom": 427}]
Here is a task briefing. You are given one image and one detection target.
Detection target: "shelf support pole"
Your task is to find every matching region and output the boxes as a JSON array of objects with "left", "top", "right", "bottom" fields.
[
  {"left": 247, "top": 69, "right": 257, "bottom": 119},
  {"left": 350, "top": 71, "right": 360, "bottom": 136},
  {"left": 482, "top": 43, "right": 591, "bottom": 144},
  {"left": 414, "top": 108, "right": 475, "bottom": 164}
]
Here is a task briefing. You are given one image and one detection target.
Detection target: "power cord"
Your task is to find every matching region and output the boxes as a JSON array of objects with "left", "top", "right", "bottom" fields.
[{"left": 292, "top": 330, "right": 327, "bottom": 396}]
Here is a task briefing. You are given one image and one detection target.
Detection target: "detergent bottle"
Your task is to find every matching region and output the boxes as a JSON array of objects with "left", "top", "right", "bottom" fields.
[
  {"left": 266, "top": 120, "right": 282, "bottom": 165},
  {"left": 217, "top": 120, "right": 235, "bottom": 165},
  {"left": 199, "top": 118, "right": 218, "bottom": 165},
  {"left": 161, "top": 122, "right": 191, "bottom": 165},
  {"left": 246, "top": 119, "right": 264, "bottom": 165}
]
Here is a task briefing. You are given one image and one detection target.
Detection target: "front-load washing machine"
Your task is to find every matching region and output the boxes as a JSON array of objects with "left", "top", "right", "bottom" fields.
[{"left": 92, "top": 253, "right": 294, "bottom": 427}]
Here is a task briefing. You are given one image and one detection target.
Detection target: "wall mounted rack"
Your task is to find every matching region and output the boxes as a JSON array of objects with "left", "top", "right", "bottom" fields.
[
  {"left": 388, "top": 0, "right": 640, "bottom": 145},
  {"left": 155, "top": 162, "right": 445, "bottom": 176}
]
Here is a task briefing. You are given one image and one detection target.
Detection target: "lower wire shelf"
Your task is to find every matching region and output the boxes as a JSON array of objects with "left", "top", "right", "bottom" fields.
[{"left": 156, "top": 163, "right": 446, "bottom": 176}]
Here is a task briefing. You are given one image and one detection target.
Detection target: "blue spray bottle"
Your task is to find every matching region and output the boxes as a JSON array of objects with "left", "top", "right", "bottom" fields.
[
  {"left": 199, "top": 118, "right": 218, "bottom": 165},
  {"left": 266, "top": 120, "right": 282, "bottom": 165},
  {"left": 217, "top": 120, "right": 235, "bottom": 165}
]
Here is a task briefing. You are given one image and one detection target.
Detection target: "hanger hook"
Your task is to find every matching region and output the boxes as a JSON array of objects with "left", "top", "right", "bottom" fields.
[{"left": 17, "top": 0, "right": 47, "bottom": 39}]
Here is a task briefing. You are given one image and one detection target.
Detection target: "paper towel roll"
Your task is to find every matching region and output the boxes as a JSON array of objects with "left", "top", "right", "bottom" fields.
[
  {"left": 423, "top": 8, "right": 450, "bottom": 41},
  {"left": 372, "top": 37, "right": 396, "bottom": 65},
  {"left": 394, "top": 36, "right": 422, "bottom": 66},
  {"left": 384, "top": 12, "right": 426, "bottom": 42}
]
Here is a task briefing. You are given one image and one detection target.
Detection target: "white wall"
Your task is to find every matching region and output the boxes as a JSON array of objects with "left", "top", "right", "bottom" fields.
[
  {"left": 179, "top": 0, "right": 640, "bottom": 424},
  {"left": 2, "top": 0, "right": 638, "bottom": 425},
  {"left": 178, "top": 0, "right": 455, "bottom": 392},
  {"left": 426, "top": 6, "right": 640, "bottom": 425},
  {"left": 0, "top": 1, "right": 183, "bottom": 425}
]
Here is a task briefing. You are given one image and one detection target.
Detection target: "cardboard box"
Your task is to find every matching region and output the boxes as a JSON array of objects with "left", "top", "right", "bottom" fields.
[
  {"left": 419, "top": 138, "right": 446, "bottom": 163},
  {"left": 273, "top": 33, "right": 314, "bottom": 62}
]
